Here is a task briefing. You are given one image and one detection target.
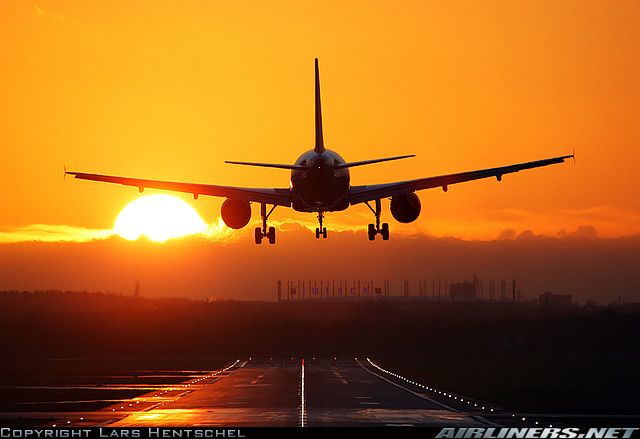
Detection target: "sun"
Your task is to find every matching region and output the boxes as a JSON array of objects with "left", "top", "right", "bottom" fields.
[{"left": 113, "top": 194, "right": 208, "bottom": 242}]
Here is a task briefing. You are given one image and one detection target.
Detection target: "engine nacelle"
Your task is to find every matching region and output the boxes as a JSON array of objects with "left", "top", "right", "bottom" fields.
[
  {"left": 221, "top": 199, "right": 252, "bottom": 229},
  {"left": 390, "top": 192, "right": 421, "bottom": 223}
]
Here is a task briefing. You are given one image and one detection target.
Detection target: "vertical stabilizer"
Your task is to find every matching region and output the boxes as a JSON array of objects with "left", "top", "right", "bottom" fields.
[{"left": 314, "top": 58, "right": 325, "bottom": 153}]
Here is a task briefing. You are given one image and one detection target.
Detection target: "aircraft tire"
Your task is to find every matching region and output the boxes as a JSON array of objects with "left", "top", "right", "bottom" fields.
[
  {"left": 381, "top": 223, "right": 390, "bottom": 240},
  {"left": 367, "top": 224, "right": 376, "bottom": 241}
]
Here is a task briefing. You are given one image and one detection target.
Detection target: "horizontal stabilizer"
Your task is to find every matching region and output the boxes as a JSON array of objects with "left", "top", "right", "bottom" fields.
[
  {"left": 334, "top": 154, "right": 415, "bottom": 169},
  {"left": 225, "top": 160, "right": 306, "bottom": 170}
]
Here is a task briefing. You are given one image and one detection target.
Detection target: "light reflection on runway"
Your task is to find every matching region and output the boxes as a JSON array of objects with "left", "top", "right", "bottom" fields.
[
  {"left": 0, "top": 358, "right": 500, "bottom": 427},
  {"left": 104, "top": 358, "right": 489, "bottom": 427}
]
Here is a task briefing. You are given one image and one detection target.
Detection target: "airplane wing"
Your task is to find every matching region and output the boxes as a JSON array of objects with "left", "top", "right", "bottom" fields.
[
  {"left": 349, "top": 154, "right": 573, "bottom": 205},
  {"left": 66, "top": 171, "right": 292, "bottom": 207}
]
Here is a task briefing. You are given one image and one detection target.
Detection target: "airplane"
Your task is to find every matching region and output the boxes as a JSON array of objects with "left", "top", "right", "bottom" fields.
[{"left": 66, "top": 59, "right": 574, "bottom": 245}]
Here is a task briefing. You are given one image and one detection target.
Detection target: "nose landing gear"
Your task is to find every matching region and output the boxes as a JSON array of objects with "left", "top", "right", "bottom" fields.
[
  {"left": 365, "top": 199, "right": 389, "bottom": 241},
  {"left": 255, "top": 203, "right": 277, "bottom": 244},
  {"left": 315, "top": 211, "right": 327, "bottom": 239}
]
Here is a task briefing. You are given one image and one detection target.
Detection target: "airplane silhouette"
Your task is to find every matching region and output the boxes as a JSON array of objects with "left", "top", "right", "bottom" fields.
[{"left": 67, "top": 59, "right": 573, "bottom": 244}]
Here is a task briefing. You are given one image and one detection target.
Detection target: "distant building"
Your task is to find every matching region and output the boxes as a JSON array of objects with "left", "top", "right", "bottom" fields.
[
  {"left": 539, "top": 291, "right": 572, "bottom": 308},
  {"left": 449, "top": 281, "right": 477, "bottom": 301}
]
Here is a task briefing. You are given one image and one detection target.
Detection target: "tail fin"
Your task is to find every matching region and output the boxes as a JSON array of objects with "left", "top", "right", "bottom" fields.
[{"left": 314, "top": 58, "right": 325, "bottom": 153}]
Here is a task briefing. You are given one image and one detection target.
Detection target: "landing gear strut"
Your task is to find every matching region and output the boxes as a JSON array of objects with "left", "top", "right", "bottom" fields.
[
  {"left": 315, "top": 211, "right": 327, "bottom": 239},
  {"left": 365, "top": 199, "right": 389, "bottom": 241},
  {"left": 255, "top": 203, "right": 276, "bottom": 245}
]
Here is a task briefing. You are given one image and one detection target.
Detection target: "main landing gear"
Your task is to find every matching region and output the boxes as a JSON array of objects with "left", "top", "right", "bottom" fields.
[
  {"left": 315, "top": 211, "right": 327, "bottom": 239},
  {"left": 255, "top": 203, "right": 276, "bottom": 245},
  {"left": 365, "top": 199, "right": 389, "bottom": 241}
]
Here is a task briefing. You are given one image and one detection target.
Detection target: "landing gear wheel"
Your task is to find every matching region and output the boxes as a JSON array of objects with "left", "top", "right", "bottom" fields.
[
  {"left": 381, "top": 223, "right": 390, "bottom": 240},
  {"left": 315, "top": 212, "right": 328, "bottom": 240},
  {"left": 365, "top": 199, "right": 390, "bottom": 241},
  {"left": 367, "top": 224, "right": 376, "bottom": 241},
  {"left": 255, "top": 203, "right": 277, "bottom": 245}
]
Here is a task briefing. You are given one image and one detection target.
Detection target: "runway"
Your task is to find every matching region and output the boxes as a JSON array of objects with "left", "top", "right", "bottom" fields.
[
  {"left": 36, "top": 357, "right": 491, "bottom": 427},
  {"left": 304, "top": 358, "right": 485, "bottom": 427},
  {"left": 5, "top": 357, "right": 633, "bottom": 428},
  {"left": 0, "top": 358, "right": 501, "bottom": 427}
]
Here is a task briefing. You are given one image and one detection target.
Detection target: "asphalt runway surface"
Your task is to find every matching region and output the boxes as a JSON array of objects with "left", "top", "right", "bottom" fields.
[
  {"left": 4, "top": 357, "right": 496, "bottom": 427},
  {"left": 5, "top": 358, "right": 635, "bottom": 428}
]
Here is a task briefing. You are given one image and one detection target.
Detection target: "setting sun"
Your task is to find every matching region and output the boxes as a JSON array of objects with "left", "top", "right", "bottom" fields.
[{"left": 113, "top": 195, "right": 207, "bottom": 242}]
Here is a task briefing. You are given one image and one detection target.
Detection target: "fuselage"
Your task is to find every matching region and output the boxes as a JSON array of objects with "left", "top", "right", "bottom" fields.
[{"left": 291, "top": 149, "right": 350, "bottom": 212}]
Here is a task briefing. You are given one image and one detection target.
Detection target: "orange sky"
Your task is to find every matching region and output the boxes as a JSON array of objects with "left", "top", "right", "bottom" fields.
[{"left": 1, "top": 0, "right": 639, "bottom": 241}]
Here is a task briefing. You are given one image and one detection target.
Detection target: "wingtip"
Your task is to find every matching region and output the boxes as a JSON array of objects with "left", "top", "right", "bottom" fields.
[{"left": 64, "top": 166, "right": 78, "bottom": 179}]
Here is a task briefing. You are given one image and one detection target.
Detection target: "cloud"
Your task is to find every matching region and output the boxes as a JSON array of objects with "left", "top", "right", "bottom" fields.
[
  {"left": 0, "top": 225, "right": 638, "bottom": 305},
  {"left": 0, "top": 224, "right": 114, "bottom": 243},
  {"left": 422, "top": 205, "right": 640, "bottom": 240},
  {"left": 0, "top": 215, "right": 252, "bottom": 244},
  {"left": 567, "top": 225, "right": 598, "bottom": 239},
  {"left": 200, "top": 217, "right": 243, "bottom": 244},
  {"left": 497, "top": 228, "right": 517, "bottom": 240},
  {"left": 0, "top": 219, "right": 244, "bottom": 244},
  {"left": 517, "top": 230, "right": 538, "bottom": 240},
  {"left": 0, "top": 209, "right": 632, "bottom": 245}
]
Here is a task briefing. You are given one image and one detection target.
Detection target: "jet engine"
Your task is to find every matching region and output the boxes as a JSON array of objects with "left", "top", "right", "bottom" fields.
[
  {"left": 221, "top": 199, "right": 252, "bottom": 229},
  {"left": 390, "top": 193, "right": 421, "bottom": 223}
]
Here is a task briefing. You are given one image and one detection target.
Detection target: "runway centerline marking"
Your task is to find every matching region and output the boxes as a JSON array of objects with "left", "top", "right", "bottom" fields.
[{"left": 300, "top": 358, "right": 306, "bottom": 428}]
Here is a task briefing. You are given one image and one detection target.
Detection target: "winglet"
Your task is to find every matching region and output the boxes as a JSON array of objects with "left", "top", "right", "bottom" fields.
[
  {"left": 314, "top": 58, "right": 325, "bottom": 154},
  {"left": 572, "top": 148, "right": 576, "bottom": 163},
  {"left": 64, "top": 165, "right": 67, "bottom": 180}
]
